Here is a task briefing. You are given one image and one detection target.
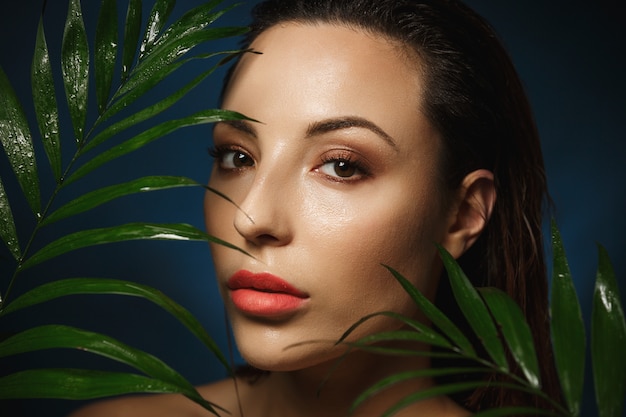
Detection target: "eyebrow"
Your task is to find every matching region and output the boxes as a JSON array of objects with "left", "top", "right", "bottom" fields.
[
  {"left": 216, "top": 119, "right": 258, "bottom": 138},
  {"left": 305, "top": 116, "right": 398, "bottom": 149},
  {"left": 216, "top": 116, "right": 398, "bottom": 149}
]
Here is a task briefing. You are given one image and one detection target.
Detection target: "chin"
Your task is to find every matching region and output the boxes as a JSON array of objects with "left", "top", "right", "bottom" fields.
[{"left": 236, "top": 338, "right": 346, "bottom": 373}]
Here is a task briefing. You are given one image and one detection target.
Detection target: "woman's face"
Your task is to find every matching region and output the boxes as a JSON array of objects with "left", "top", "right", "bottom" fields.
[{"left": 205, "top": 23, "right": 455, "bottom": 371}]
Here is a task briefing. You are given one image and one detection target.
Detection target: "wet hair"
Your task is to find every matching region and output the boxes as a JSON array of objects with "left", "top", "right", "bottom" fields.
[{"left": 224, "top": 0, "right": 561, "bottom": 412}]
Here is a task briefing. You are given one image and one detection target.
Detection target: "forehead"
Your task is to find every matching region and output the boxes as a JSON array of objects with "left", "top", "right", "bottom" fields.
[{"left": 222, "top": 22, "right": 434, "bottom": 152}]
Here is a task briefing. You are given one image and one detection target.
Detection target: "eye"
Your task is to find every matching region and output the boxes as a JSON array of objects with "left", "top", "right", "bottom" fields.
[
  {"left": 319, "top": 159, "right": 358, "bottom": 178},
  {"left": 209, "top": 146, "right": 255, "bottom": 170},
  {"left": 316, "top": 151, "right": 371, "bottom": 182}
]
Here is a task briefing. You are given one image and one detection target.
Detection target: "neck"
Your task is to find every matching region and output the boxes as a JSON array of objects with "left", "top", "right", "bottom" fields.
[{"left": 238, "top": 344, "right": 463, "bottom": 417}]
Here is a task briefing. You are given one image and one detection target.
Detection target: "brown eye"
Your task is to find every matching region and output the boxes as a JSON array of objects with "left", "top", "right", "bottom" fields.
[
  {"left": 333, "top": 160, "right": 356, "bottom": 177},
  {"left": 320, "top": 159, "right": 357, "bottom": 178},
  {"left": 232, "top": 151, "right": 254, "bottom": 168},
  {"left": 219, "top": 150, "right": 254, "bottom": 169}
]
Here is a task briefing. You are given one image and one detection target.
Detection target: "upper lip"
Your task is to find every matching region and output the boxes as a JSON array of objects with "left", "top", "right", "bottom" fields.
[{"left": 227, "top": 270, "right": 309, "bottom": 298}]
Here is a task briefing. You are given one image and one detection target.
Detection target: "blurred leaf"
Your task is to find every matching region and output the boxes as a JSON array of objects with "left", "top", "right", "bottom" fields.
[
  {"left": 19, "top": 222, "right": 248, "bottom": 271},
  {"left": 592, "top": 244, "right": 626, "bottom": 417},
  {"left": 86, "top": 51, "right": 238, "bottom": 153},
  {"left": 32, "top": 18, "right": 62, "bottom": 182},
  {"left": 0, "top": 67, "right": 41, "bottom": 216},
  {"left": 383, "top": 265, "right": 476, "bottom": 356},
  {"left": 550, "top": 221, "right": 585, "bottom": 416},
  {"left": 139, "top": 0, "right": 175, "bottom": 60},
  {"left": 351, "top": 367, "right": 488, "bottom": 413},
  {"left": 437, "top": 245, "right": 508, "bottom": 372},
  {"left": 43, "top": 176, "right": 200, "bottom": 226},
  {"left": 0, "top": 325, "right": 219, "bottom": 412},
  {"left": 0, "top": 176, "right": 20, "bottom": 260},
  {"left": 0, "top": 278, "right": 230, "bottom": 371},
  {"left": 66, "top": 109, "right": 249, "bottom": 185},
  {"left": 479, "top": 287, "right": 541, "bottom": 388},
  {"left": 121, "top": 0, "right": 142, "bottom": 81},
  {"left": 0, "top": 369, "right": 207, "bottom": 403},
  {"left": 61, "top": 0, "right": 89, "bottom": 143},
  {"left": 95, "top": 0, "right": 118, "bottom": 114}
]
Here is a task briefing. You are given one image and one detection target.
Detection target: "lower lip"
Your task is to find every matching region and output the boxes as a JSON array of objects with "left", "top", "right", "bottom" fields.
[{"left": 230, "top": 289, "right": 307, "bottom": 317}]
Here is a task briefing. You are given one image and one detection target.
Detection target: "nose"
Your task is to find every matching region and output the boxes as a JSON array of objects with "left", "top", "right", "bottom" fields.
[{"left": 233, "top": 175, "right": 293, "bottom": 247}]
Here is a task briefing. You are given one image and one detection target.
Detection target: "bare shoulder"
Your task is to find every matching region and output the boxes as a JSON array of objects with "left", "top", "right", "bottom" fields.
[{"left": 67, "top": 379, "right": 240, "bottom": 417}]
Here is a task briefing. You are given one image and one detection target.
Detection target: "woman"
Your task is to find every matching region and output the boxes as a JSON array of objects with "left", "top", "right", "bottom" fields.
[{"left": 72, "top": 0, "right": 561, "bottom": 415}]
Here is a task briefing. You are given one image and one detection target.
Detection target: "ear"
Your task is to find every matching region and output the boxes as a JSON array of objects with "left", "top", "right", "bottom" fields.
[{"left": 440, "top": 169, "right": 496, "bottom": 259}]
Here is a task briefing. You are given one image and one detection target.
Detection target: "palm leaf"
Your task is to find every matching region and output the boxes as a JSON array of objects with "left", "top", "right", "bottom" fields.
[
  {"left": 94, "top": 0, "right": 118, "bottom": 114},
  {"left": 19, "top": 222, "right": 249, "bottom": 271},
  {"left": 0, "top": 176, "right": 20, "bottom": 260},
  {"left": 337, "top": 310, "right": 454, "bottom": 351},
  {"left": 592, "top": 244, "right": 626, "bottom": 417},
  {"left": 350, "top": 367, "right": 489, "bottom": 413},
  {"left": 32, "top": 18, "right": 62, "bottom": 182},
  {"left": 479, "top": 287, "right": 541, "bottom": 388},
  {"left": 139, "top": 0, "right": 176, "bottom": 60},
  {"left": 0, "top": 324, "right": 221, "bottom": 412},
  {"left": 42, "top": 176, "right": 200, "bottom": 226},
  {"left": 383, "top": 265, "right": 476, "bottom": 356},
  {"left": 550, "top": 221, "right": 585, "bottom": 416},
  {"left": 0, "top": 67, "right": 41, "bottom": 216},
  {"left": 65, "top": 109, "right": 249, "bottom": 186},
  {"left": 0, "top": 278, "right": 230, "bottom": 371},
  {"left": 84, "top": 50, "right": 240, "bottom": 154},
  {"left": 61, "top": 0, "right": 89, "bottom": 143},
  {"left": 436, "top": 245, "right": 508, "bottom": 372},
  {"left": 121, "top": 0, "right": 142, "bottom": 81},
  {"left": 0, "top": 369, "right": 215, "bottom": 409}
]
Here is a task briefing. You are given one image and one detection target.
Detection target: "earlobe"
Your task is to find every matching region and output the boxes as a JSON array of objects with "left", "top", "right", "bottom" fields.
[{"left": 441, "top": 169, "right": 496, "bottom": 259}]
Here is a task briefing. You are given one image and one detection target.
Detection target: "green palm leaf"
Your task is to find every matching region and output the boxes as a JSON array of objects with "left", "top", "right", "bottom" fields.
[
  {"left": 43, "top": 176, "right": 200, "bottom": 226},
  {"left": 121, "top": 0, "right": 142, "bottom": 81},
  {"left": 19, "top": 222, "right": 249, "bottom": 271},
  {"left": 0, "top": 325, "right": 221, "bottom": 412},
  {"left": 139, "top": 0, "right": 176, "bottom": 61},
  {"left": 84, "top": 50, "right": 240, "bottom": 154},
  {"left": 66, "top": 109, "right": 248, "bottom": 186},
  {"left": 592, "top": 244, "right": 626, "bottom": 417},
  {"left": 0, "top": 369, "right": 211, "bottom": 406},
  {"left": 0, "top": 176, "right": 20, "bottom": 260},
  {"left": 437, "top": 245, "right": 508, "bottom": 372},
  {"left": 95, "top": 0, "right": 118, "bottom": 114},
  {"left": 337, "top": 310, "right": 453, "bottom": 351},
  {"left": 32, "top": 18, "right": 62, "bottom": 182},
  {"left": 61, "top": 0, "right": 89, "bottom": 143},
  {"left": 117, "top": 26, "right": 246, "bottom": 100},
  {"left": 550, "top": 221, "right": 585, "bottom": 416},
  {"left": 383, "top": 265, "right": 476, "bottom": 356},
  {"left": 479, "top": 287, "right": 541, "bottom": 388},
  {"left": 0, "top": 278, "right": 229, "bottom": 371},
  {"left": 0, "top": 67, "right": 41, "bottom": 216}
]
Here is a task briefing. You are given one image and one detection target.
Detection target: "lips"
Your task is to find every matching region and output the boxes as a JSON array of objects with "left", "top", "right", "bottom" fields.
[{"left": 227, "top": 270, "right": 309, "bottom": 317}]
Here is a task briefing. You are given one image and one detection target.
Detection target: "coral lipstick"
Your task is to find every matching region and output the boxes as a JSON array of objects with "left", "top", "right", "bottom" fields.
[{"left": 227, "top": 270, "right": 309, "bottom": 317}]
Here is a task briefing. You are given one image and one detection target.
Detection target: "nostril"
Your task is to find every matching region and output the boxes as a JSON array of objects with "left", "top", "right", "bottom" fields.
[{"left": 256, "top": 234, "right": 281, "bottom": 245}]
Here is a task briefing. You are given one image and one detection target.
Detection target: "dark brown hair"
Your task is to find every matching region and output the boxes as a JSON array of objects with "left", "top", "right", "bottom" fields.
[{"left": 225, "top": 0, "right": 561, "bottom": 412}]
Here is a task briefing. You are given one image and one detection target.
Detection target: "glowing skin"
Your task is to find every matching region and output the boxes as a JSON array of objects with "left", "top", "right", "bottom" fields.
[{"left": 206, "top": 22, "right": 454, "bottom": 372}]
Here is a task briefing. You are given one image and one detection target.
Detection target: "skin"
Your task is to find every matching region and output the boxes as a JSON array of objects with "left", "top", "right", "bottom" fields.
[{"left": 69, "top": 22, "right": 495, "bottom": 417}]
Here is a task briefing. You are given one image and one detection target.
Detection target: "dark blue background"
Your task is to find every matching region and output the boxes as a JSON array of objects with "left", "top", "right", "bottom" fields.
[{"left": 0, "top": 1, "right": 624, "bottom": 416}]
